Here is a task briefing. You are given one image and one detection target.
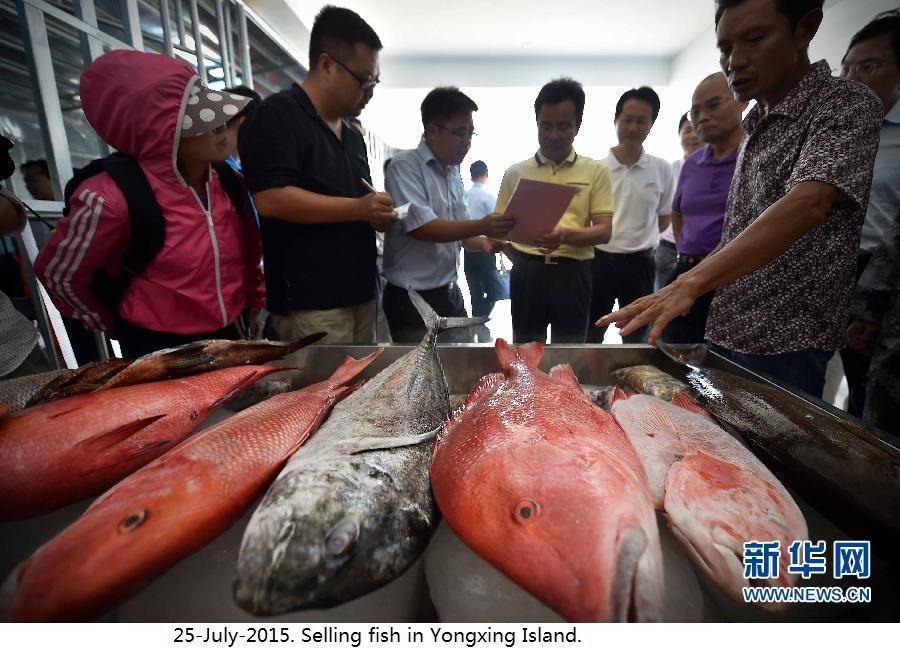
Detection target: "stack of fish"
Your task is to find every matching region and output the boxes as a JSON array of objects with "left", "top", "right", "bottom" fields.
[
  {"left": 430, "top": 342, "right": 812, "bottom": 622},
  {"left": 5, "top": 351, "right": 379, "bottom": 621},
  {"left": 0, "top": 336, "right": 325, "bottom": 520}
]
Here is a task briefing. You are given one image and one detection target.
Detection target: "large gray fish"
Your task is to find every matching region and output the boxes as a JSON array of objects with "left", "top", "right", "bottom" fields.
[
  {"left": 233, "top": 291, "right": 486, "bottom": 615},
  {"left": 617, "top": 354, "right": 900, "bottom": 549}
]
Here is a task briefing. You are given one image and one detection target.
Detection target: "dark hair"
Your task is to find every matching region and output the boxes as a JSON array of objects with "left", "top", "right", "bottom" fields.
[
  {"left": 714, "top": 0, "right": 824, "bottom": 29},
  {"left": 224, "top": 84, "right": 262, "bottom": 123},
  {"left": 678, "top": 112, "right": 690, "bottom": 134},
  {"left": 615, "top": 86, "right": 661, "bottom": 123},
  {"left": 22, "top": 159, "right": 50, "bottom": 176},
  {"left": 845, "top": 9, "right": 900, "bottom": 66},
  {"left": 309, "top": 5, "right": 382, "bottom": 72},
  {"left": 224, "top": 84, "right": 262, "bottom": 104},
  {"left": 470, "top": 160, "right": 488, "bottom": 180},
  {"left": 534, "top": 78, "right": 585, "bottom": 128},
  {"left": 420, "top": 87, "right": 478, "bottom": 127}
]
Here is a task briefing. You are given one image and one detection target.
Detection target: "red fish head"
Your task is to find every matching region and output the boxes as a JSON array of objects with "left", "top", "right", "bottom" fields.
[
  {"left": 10, "top": 462, "right": 201, "bottom": 622},
  {"left": 443, "top": 445, "right": 662, "bottom": 623}
]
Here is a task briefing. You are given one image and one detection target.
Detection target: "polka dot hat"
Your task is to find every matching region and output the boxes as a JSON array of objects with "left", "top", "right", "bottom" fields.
[{"left": 181, "top": 81, "right": 253, "bottom": 138}]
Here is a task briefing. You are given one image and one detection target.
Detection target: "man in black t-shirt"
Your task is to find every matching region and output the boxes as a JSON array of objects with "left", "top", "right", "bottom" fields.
[{"left": 239, "top": 6, "right": 396, "bottom": 343}]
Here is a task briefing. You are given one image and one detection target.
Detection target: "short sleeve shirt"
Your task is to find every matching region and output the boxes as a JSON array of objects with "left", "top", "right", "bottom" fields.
[
  {"left": 495, "top": 149, "right": 614, "bottom": 260},
  {"left": 382, "top": 139, "right": 471, "bottom": 290},
  {"left": 597, "top": 150, "right": 675, "bottom": 254},
  {"left": 672, "top": 145, "right": 738, "bottom": 256},
  {"left": 466, "top": 183, "right": 496, "bottom": 220},
  {"left": 706, "top": 61, "right": 883, "bottom": 354},
  {"left": 238, "top": 85, "right": 376, "bottom": 313}
]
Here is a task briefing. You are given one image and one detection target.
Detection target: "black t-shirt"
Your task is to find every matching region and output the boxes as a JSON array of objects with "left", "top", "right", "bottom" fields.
[{"left": 239, "top": 85, "right": 376, "bottom": 313}]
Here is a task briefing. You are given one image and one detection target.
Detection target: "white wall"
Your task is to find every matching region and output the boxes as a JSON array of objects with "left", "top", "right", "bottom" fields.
[
  {"left": 362, "top": 84, "right": 684, "bottom": 192},
  {"left": 666, "top": 0, "right": 899, "bottom": 138}
]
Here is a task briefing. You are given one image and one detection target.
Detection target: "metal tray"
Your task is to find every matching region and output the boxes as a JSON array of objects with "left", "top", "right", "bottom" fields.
[{"left": 1, "top": 344, "right": 897, "bottom": 623}]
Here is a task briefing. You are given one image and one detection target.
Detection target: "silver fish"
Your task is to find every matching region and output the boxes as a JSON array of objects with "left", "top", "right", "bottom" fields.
[{"left": 233, "top": 291, "right": 486, "bottom": 615}]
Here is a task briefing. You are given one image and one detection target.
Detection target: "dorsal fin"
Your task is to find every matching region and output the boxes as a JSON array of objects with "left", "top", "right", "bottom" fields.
[
  {"left": 495, "top": 338, "right": 543, "bottom": 372},
  {"left": 672, "top": 392, "right": 714, "bottom": 421},
  {"left": 611, "top": 386, "right": 632, "bottom": 404},
  {"left": 549, "top": 363, "right": 581, "bottom": 390}
]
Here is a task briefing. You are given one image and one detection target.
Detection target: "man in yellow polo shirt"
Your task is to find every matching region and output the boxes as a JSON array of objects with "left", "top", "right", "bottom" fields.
[{"left": 494, "top": 77, "right": 614, "bottom": 343}]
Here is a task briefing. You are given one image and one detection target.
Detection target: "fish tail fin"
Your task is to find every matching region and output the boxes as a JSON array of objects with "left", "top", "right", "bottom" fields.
[
  {"left": 495, "top": 338, "right": 543, "bottom": 372},
  {"left": 671, "top": 392, "right": 713, "bottom": 420},
  {"left": 549, "top": 364, "right": 582, "bottom": 390},
  {"left": 210, "top": 365, "right": 287, "bottom": 410},
  {"left": 611, "top": 386, "right": 632, "bottom": 403},
  {"left": 284, "top": 332, "right": 327, "bottom": 352},
  {"left": 327, "top": 350, "right": 383, "bottom": 388},
  {"left": 408, "top": 289, "right": 488, "bottom": 333}
]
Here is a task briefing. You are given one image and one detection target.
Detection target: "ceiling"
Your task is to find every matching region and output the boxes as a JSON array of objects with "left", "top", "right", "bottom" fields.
[{"left": 287, "top": 0, "right": 717, "bottom": 59}]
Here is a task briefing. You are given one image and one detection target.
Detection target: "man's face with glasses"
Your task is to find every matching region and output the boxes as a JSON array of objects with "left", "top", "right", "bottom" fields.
[
  {"left": 324, "top": 44, "right": 381, "bottom": 116},
  {"left": 841, "top": 33, "right": 900, "bottom": 112},
  {"left": 426, "top": 112, "right": 475, "bottom": 167}
]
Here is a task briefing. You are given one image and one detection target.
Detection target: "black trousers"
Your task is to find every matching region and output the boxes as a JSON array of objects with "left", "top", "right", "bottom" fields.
[
  {"left": 659, "top": 255, "right": 715, "bottom": 344},
  {"left": 383, "top": 282, "right": 468, "bottom": 344},
  {"left": 510, "top": 251, "right": 592, "bottom": 344},
  {"left": 588, "top": 248, "right": 655, "bottom": 344},
  {"left": 463, "top": 250, "right": 498, "bottom": 318},
  {"left": 840, "top": 252, "right": 874, "bottom": 417},
  {"left": 113, "top": 313, "right": 241, "bottom": 359}
]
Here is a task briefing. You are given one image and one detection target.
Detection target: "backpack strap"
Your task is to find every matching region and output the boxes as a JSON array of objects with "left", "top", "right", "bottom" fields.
[
  {"left": 102, "top": 156, "right": 166, "bottom": 278},
  {"left": 212, "top": 161, "right": 246, "bottom": 217},
  {"left": 63, "top": 158, "right": 109, "bottom": 216}
]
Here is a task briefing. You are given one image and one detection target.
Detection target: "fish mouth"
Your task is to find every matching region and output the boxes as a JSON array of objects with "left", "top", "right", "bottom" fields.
[
  {"left": 609, "top": 526, "right": 662, "bottom": 623},
  {"left": 666, "top": 517, "right": 748, "bottom": 599}
]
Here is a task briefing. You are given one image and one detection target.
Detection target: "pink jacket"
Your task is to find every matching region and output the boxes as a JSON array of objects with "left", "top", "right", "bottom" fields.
[{"left": 35, "top": 50, "right": 264, "bottom": 334}]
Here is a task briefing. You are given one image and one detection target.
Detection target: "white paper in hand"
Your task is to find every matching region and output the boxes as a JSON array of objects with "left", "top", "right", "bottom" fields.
[{"left": 501, "top": 179, "right": 577, "bottom": 246}]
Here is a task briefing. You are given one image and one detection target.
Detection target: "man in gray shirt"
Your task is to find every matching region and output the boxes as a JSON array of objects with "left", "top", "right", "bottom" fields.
[{"left": 383, "top": 87, "right": 514, "bottom": 342}]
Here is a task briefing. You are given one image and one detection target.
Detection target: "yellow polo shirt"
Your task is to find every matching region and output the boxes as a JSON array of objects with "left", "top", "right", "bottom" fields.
[{"left": 495, "top": 148, "right": 614, "bottom": 260}]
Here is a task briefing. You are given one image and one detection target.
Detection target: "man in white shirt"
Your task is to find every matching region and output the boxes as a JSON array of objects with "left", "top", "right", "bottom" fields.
[{"left": 588, "top": 86, "right": 675, "bottom": 343}]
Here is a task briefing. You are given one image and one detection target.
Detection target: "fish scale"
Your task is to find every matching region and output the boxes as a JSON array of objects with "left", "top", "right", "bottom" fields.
[{"left": 7, "top": 352, "right": 377, "bottom": 622}]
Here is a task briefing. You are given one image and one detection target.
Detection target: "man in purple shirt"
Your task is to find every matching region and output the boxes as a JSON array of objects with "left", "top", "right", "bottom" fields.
[{"left": 662, "top": 72, "right": 746, "bottom": 343}]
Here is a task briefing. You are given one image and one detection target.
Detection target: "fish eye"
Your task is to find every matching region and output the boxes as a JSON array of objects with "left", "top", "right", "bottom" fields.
[
  {"left": 119, "top": 509, "right": 149, "bottom": 532},
  {"left": 324, "top": 519, "right": 359, "bottom": 557},
  {"left": 513, "top": 499, "right": 541, "bottom": 524}
]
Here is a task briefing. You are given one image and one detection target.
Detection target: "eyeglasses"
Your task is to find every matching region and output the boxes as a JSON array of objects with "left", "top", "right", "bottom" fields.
[
  {"left": 325, "top": 52, "right": 380, "bottom": 90},
  {"left": 838, "top": 61, "right": 885, "bottom": 77},
  {"left": 434, "top": 125, "right": 477, "bottom": 140}
]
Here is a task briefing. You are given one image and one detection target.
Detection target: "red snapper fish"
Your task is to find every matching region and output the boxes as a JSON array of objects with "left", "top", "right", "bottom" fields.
[
  {"left": 0, "top": 365, "right": 283, "bottom": 520},
  {"left": 431, "top": 340, "right": 663, "bottom": 622},
  {"left": 610, "top": 389, "right": 808, "bottom": 611},
  {"left": 7, "top": 351, "right": 380, "bottom": 622}
]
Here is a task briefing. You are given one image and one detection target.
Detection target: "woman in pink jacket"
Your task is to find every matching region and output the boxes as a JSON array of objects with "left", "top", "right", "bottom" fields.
[{"left": 36, "top": 50, "right": 265, "bottom": 358}]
